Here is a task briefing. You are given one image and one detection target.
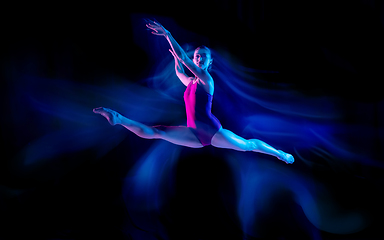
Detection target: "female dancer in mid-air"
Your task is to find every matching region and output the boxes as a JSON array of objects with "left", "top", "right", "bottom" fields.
[{"left": 94, "top": 20, "right": 294, "bottom": 164}]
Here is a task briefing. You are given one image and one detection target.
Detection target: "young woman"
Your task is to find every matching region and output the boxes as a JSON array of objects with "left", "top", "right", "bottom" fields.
[{"left": 93, "top": 20, "right": 294, "bottom": 164}]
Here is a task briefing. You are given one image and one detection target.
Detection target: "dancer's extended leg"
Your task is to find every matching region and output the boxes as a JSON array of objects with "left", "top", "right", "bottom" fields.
[
  {"left": 93, "top": 107, "right": 203, "bottom": 148},
  {"left": 211, "top": 128, "right": 294, "bottom": 164}
]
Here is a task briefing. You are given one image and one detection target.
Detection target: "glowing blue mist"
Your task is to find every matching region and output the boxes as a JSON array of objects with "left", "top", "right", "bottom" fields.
[
  {"left": 225, "top": 153, "right": 370, "bottom": 238},
  {"left": 8, "top": 71, "right": 186, "bottom": 181},
  {"left": 123, "top": 141, "right": 180, "bottom": 211},
  {"left": 121, "top": 141, "right": 181, "bottom": 236}
]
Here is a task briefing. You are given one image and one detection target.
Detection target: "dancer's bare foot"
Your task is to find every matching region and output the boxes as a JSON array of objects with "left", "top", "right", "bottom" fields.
[
  {"left": 93, "top": 107, "right": 122, "bottom": 125},
  {"left": 277, "top": 150, "right": 294, "bottom": 164}
]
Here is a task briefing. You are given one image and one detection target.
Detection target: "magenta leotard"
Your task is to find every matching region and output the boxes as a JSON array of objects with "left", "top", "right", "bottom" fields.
[{"left": 184, "top": 80, "right": 222, "bottom": 146}]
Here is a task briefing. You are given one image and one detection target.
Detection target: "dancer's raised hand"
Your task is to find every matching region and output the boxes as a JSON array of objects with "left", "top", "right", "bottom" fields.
[{"left": 146, "top": 20, "right": 169, "bottom": 36}]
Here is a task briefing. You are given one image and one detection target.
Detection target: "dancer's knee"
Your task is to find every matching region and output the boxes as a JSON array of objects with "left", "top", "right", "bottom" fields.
[
  {"left": 134, "top": 126, "right": 161, "bottom": 139},
  {"left": 245, "top": 140, "right": 258, "bottom": 151},
  {"left": 211, "top": 128, "right": 249, "bottom": 151}
]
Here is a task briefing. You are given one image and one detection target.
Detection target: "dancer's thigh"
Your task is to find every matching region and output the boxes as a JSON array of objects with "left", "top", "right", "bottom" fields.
[
  {"left": 211, "top": 128, "right": 249, "bottom": 151},
  {"left": 154, "top": 125, "right": 203, "bottom": 148}
]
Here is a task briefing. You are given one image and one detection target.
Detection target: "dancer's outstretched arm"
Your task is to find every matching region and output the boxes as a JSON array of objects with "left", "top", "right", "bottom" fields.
[
  {"left": 169, "top": 48, "right": 192, "bottom": 86},
  {"left": 146, "top": 20, "right": 212, "bottom": 83}
]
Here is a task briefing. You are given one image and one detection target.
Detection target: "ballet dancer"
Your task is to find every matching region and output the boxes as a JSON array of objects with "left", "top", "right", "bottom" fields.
[{"left": 93, "top": 20, "right": 294, "bottom": 164}]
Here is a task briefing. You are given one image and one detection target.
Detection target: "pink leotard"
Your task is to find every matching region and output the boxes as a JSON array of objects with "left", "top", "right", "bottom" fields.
[{"left": 184, "top": 80, "right": 222, "bottom": 146}]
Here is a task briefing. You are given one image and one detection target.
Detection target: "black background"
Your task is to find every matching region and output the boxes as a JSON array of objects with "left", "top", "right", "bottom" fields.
[{"left": 2, "top": 1, "right": 384, "bottom": 239}]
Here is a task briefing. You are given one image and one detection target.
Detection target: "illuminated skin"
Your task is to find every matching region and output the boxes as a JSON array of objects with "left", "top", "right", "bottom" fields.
[{"left": 93, "top": 20, "right": 294, "bottom": 164}]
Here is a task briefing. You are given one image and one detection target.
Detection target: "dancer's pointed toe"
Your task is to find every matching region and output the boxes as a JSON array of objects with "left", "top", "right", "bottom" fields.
[
  {"left": 93, "top": 107, "right": 121, "bottom": 125},
  {"left": 285, "top": 154, "right": 294, "bottom": 164},
  {"left": 278, "top": 150, "right": 294, "bottom": 164}
]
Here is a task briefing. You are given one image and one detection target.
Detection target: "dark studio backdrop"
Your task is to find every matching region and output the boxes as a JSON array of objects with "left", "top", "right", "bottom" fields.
[{"left": 1, "top": 1, "right": 384, "bottom": 239}]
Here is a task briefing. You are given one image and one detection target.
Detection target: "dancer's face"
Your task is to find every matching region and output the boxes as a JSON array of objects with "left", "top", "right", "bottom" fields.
[{"left": 193, "top": 48, "right": 212, "bottom": 71}]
